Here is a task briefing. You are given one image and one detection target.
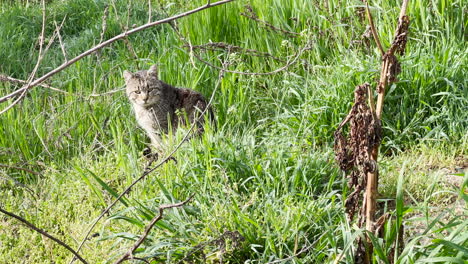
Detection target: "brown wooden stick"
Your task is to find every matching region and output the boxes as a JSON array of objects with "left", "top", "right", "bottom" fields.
[
  {"left": 112, "top": 195, "right": 194, "bottom": 264},
  {"left": 364, "top": 1, "right": 385, "bottom": 56},
  {"left": 0, "top": 0, "right": 235, "bottom": 108},
  {"left": 363, "top": 1, "right": 409, "bottom": 263},
  {"left": 0, "top": 207, "right": 88, "bottom": 264},
  {"left": 0, "top": 75, "right": 68, "bottom": 94}
]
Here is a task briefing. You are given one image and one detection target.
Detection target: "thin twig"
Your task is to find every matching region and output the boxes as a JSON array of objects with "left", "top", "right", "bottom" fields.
[
  {"left": 0, "top": 4, "right": 69, "bottom": 115},
  {"left": 189, "top": 42, "right": 311, "bottom": 75},
  {"left": 184, "top": 42, "right": 285, "bottom": 62},
  {"left": 364, "top": 1, "right": 385, "bottom": 56},
  {"left": 148, "top": 0, "right": 152, "bottom": 23},
  {"left": 88, "top": 86, "right": 125, "bottom": 97},
  {"left": 55, "top": 18, "right": 68, "bottom": 62},
  {"left": 0, "top": 207, "right": 89, "bottom": 264},
  {"left": 99, "top": 6, "right": 109, "bottom": 45},
  {"left": 240, "top": 4, "right": 299, "bottom": 37},
  {"left": 112, "top": 195, "right": 194, "bottom": 264},
  {"left": 0, "top": 163, "right": 40, "bottom": 176},
  {"left": 0, "top": 0, "right": 235, "bottom": 110},
  {"left": 0, "top": 75, "right": 68, "bottom": 94}
]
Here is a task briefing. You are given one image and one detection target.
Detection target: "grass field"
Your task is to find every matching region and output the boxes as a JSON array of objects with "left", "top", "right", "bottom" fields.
[{"left": 0, "top": 0, "right": 466, "bottom": 263}]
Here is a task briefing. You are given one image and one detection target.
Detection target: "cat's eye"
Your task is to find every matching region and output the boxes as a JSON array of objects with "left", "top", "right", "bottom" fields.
[{"left": 134, "top": 91, "right": 141, "bottom": 94}]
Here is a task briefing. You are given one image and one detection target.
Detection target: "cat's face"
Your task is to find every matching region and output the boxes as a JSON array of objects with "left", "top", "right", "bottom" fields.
[{"left": 124, "top": 65, "right": 163, "bottom": 107}]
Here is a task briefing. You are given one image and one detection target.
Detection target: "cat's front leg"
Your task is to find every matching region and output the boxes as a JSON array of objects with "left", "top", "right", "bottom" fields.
[{"left": 148, "top": 132, "right": 165, "bottom": 155}]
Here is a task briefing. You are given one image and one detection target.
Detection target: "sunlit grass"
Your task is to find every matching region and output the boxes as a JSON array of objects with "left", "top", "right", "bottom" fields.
[{"left": 0, "top": 0, "right": 466, "bottom": 263}]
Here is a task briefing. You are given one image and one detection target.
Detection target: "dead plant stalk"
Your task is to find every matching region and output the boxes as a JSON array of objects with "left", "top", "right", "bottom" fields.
[{"left": 334, "top": 0, "right": 410, "bottom": 263}]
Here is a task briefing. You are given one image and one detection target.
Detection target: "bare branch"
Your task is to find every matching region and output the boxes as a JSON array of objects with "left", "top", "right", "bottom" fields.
[
  {"left": 241, "top": 4, "right": 299, "bottom": 38},
  {"left": 166, "top": 9, "right": 311, "bottom": 76},
  {"left": 184, "top": 42, "right": 286, "bottom": 62},
  {"left": 112, "top": 195, "right": 194, "bottom": 264},
  {"left": 148, "top": 0, "right": 152, "bottom": 23},
  {"left": 0, "top": 0, "right": 48, "bottom": 115},
  {"left": 54, "top": 17, "right": 68, "bottom": 62},
  {"left": 99, "top": 6, "right": 109, "bottom": 45},
  {"left": 0, "top": 207, "right": 89, "bottom": 264},
  {"left": 189, "top": 42, "right": 311, "bottom": 75},
  {"left": 0, "top": 163, "right": 41, "bottom": 176},
  {"left": 0, "top": 0, "right": 235, "bottom": 110},
  {"left": 88, "top": 86, "right": 125, "bottom": 97},
  {"left": 398, "top": 0, "right": 409, "bottom": 23},
  {"left": 364, "top": 1, "right": 385, "bottom": 56},
  {"left": 0, "top": 75, "right": 68, "bottom": 94}
]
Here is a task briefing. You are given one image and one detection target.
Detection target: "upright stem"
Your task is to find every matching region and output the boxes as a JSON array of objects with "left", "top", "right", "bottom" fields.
[{"left": 362, "top": 1, "right": 409, "bottom": 262}]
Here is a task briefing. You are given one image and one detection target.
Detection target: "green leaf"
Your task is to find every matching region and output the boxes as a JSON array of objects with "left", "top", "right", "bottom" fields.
[
  {"left": 417, "top": 257, "right": 466, "bottom": 264},
  {"left": 86, "top": 168, "right": 129, "bottom": 207}
]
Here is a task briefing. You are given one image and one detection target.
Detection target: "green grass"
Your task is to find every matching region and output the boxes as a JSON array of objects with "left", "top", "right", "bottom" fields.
[{"left": 0, "top": 0, "right": 467, "bottom": 263}]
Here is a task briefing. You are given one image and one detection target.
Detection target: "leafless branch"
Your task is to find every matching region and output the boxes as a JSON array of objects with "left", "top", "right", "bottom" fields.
[
  {"left": 0, "top": 207, "right": 89, "bottom": 264},
  {"left": 364, "top": 1, "right": 385, "bottom": 56},
  {"left": 88, "top": 86, "right": 125, "bottom": 97},
  {"left": 99, "top": 6, "right": 109, "bottom": 45},
  {"left": 0, "top": 173, "right": 38, "bottom": 199},
  {"left": 148, "top": 0, "right": 152, "bottom": 23},
  {"left": 0, "top": 0, "right": 235, "bottom": 112},
  {"left": 54, "top": 18, "right": 68, "bottom": 62},
  {"left": 241, "top": 4, "right": 299, "bottom": 38},
  {"left": 0, "top": 75, "right": 68, "bottom": 94},
  {"left": 162, "top": 2, "right": 311, "bottom": 76},
  {"left": 189, "top": 41, "right": 311, "bottom": 75},
  {"left": 0, "top": 163, "right": 41, "bottom": 176},
  {"left": 112, "top": 195, "right": 194, "bottom": 264},
  {"left": 184, "top": 42, "right": 285, "bottom": 62}
]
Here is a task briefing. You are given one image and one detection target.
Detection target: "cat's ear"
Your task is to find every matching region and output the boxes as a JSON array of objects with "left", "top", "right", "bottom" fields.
[
  {"left": 148, "top": 65, "right": 158, "bottom": 78},
  {"left": 123, "top": 70, "right": 133, "bottom": 82}
]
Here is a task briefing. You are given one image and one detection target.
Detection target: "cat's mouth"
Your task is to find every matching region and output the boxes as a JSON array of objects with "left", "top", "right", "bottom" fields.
[{"left": 139, "top": 101, "right": 154, "bottom": 107}]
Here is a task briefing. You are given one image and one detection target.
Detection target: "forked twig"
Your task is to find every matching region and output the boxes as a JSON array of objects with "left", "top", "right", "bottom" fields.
[
  {"left": 112, "top": 195, "right": 194, "bottom": 264},
  {"left": 0, "top": 207, "right": 88, "bottom": 264},
  {"left": 364, "top": 1, "right": 385, "bottom": 56},
  {"left": 0, "top": 75, "right": 68, "bottom": 94}
]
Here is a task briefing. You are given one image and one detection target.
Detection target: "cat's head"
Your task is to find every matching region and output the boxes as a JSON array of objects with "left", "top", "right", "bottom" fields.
[{"left": 123, "top": 65, "right": 163, "bottom": 107}]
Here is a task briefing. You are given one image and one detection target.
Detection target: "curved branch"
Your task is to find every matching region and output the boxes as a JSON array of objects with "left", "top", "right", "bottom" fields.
[
  {"left": 112, "top": 195, "right": 194, "bottom": 264},
  {"left": 364, "top": 1, "right": 385, "bottom": 56},
  {"left": 0, "top": 207, "right": 88, "bottom": 264},
  {"left": 0, "top": 75, "right": 68, "bottom": 94}
]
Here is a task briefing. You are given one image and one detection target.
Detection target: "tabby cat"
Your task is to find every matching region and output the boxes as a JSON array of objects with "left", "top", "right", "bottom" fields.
[{"left": 124, "top": 65, "right": 212, "bottom": 153}]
